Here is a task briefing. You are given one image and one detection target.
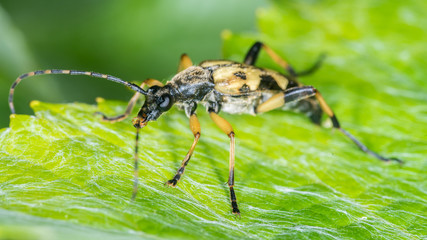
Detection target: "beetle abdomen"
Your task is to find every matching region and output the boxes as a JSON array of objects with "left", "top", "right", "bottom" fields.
[{"left": 218, "top": 91, "right": 276, "bottom": 115}]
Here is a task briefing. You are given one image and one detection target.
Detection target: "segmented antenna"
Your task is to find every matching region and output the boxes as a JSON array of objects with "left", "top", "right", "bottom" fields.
[
  {"left": 132, "top": 127, "right": 141, "bottom": 200},
  {"left": 9, "top": 69, "right": 148, "bottom": 114}
]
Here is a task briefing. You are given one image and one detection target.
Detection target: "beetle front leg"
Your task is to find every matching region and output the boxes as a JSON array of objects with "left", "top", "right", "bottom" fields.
[
  {"left": 96, "top": 78, "right": 164, "bottom": 122},
  {"left": 166, "top": 113, "right": 201, "bottom": 187},
  {"left": 177, "top": 53, "right": 193, "bottom": 73},
  {"left": 209, "top": 111, "right": 240, "bottom": 216}
]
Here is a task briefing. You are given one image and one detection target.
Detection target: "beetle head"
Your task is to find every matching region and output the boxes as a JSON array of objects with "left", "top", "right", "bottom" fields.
[{"left": 132, "top": 85, "right": 175, "bottom": 128}]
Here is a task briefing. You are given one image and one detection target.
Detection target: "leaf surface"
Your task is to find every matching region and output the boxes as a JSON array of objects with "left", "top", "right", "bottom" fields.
[{"left": 1, "top": 1, "right": 427, "bottom": 239}]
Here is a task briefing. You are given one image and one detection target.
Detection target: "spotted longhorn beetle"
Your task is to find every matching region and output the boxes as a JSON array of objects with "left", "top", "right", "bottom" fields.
[{"left": 9, "top": 42, "right": 402, "bottom": 216}]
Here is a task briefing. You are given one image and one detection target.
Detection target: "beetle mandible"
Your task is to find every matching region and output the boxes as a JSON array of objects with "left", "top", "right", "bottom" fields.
[{"left": 9, "top": 41, "right": 402, "bottom": 216}]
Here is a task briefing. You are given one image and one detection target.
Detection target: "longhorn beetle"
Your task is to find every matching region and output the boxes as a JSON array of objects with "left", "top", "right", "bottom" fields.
[{"left": 9, "top": 42, "right": 402, "bottom": 216}]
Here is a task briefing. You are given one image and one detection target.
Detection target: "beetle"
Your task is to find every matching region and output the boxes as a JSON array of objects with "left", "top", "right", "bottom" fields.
[{"left": 8, "top": 41, "right": 402, "bottom": 216}]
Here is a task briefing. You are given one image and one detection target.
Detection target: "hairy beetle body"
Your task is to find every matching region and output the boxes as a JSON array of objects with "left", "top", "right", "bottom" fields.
[
  {"left": 168, "top": 60, "right": 302, "bottom": 116},
  {"left": 8, "top": 41, "right": 402, "bottom": 216}
]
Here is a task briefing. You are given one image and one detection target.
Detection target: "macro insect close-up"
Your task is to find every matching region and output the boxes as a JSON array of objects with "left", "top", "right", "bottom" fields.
[
  {"left": 8, "top": 41, "right": 403, "bottom": 216},
  {"left": 1, "top": 1, "right": 426, "bottom": 239}
]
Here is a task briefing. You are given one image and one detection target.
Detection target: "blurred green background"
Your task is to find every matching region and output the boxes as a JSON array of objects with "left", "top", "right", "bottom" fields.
[{"left": 0, "top": 0, "right": 267, "bottom": 128}]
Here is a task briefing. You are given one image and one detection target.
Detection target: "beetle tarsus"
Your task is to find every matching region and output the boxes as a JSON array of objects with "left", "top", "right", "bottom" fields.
[
  {"left": 166, "top": 178, "right": 179, "bottom": 187},
  {"left": 94, "top": 111, "right": 126, "bottom": 122},
  {"left": 230, "top": 186, "right": 240, "bottom": 217},
  {"left": 389, "top": 157, "right": 404, "bottom": 166},
  {"left": 338, "top": 128, "right": 403, "bottom": 165}
]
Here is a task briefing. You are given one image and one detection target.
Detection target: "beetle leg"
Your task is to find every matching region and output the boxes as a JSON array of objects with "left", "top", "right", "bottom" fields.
[
  {"left": 295, "top": 53, "right": 326, "bottom": 77},
  {"left": 244, "top": 41, "right": 325, "bottom": 77},
  {"left": 314, "top": 91, "right": 403, "bottom": 164},
  {"left": 177, "top": 53, "right": 193, "bottom": 72},
  {"left": 256, "top": 86, "right": 317, "bottom": 113},
  {"left": 209, "top": 111, "right": 240, "bottom": 216},
  {"left": 243, "top": 41, "right": 262, "bottom": 65},
  {"left": 256, "top": 86, "right": 403, "bottom": 164},
  {"left": 292, "top": 98, "right": 323, "bottom": 125},
  {"left": 166, "top": 113, "right": 201, "bottom": 187},
  {"left": 244, "top": 42, "right": 296, "bottom": 76},
  {"left": 95, "top": 78, "right": 164, "bottom": 122}
]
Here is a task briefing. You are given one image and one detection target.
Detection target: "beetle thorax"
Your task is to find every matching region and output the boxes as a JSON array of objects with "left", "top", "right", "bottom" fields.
[{"left": 168, "top": 66, "right": 214, "bottom": 103}]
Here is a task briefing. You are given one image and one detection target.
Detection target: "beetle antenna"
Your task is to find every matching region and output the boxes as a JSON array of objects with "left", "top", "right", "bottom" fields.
[
  {"left": 132, "top": 127, "right": 141, "bottom": 200},
  {"left": 9, "top": 69, "right": 148, "bottom": 114}
]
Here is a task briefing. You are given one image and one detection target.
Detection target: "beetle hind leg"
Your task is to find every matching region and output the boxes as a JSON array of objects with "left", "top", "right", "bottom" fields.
[
  {"left": 314, "top": 92, "right": 403, "bottom": 164},
  {"left": 244, "top": 41, "right": 297, "bottom": 77},
  {"left": 296, "top": 53, "right": 326, "bottom": 77},
  {"left": 244, "top": 41, "right": 325, "bottom": 78},
  {"left": 256, "top": 86, "right": 403, "bottom": 164},
  {"left": 292, "top": 97, "right": 323, "bottom": 125}
]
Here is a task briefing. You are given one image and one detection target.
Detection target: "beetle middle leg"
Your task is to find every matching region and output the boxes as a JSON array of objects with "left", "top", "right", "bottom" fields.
[
  {"left": 244, "top": 41, "right": 325, "bottom": 78},
  {"left": 256, "top": 86, "right": 403, "bottom": 164},
  {"left": 96, "top": 78, "right": 164, "bottom": 122},
  {"left": 293, "top": 98, "right": 323, "bottom": 125},
  {"left": 209, "top": 110, "right": 240, "bottom": 216}
]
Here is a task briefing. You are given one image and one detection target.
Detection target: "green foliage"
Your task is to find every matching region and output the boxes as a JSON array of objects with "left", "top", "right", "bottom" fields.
[
  {"left": 0, "top": 0, "right": 266, "bottom": 127},
  {"left": 1, "top": 0, "right": 427, "bottom": 239}
]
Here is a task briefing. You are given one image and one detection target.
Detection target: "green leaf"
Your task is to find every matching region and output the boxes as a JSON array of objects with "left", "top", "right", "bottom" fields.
[{"left": 1, "top": 1, "right": 427, "bottom": 239}]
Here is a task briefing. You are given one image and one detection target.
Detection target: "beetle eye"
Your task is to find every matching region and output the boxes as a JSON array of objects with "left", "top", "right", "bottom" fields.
[{"left": 157, "top": 94, "right": 173, "bottom": 111}]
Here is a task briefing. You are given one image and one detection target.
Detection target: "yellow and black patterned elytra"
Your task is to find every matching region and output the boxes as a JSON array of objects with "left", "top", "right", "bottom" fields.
[{"left": 8, "top": 41, "right": 403, "bottom": 217}]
